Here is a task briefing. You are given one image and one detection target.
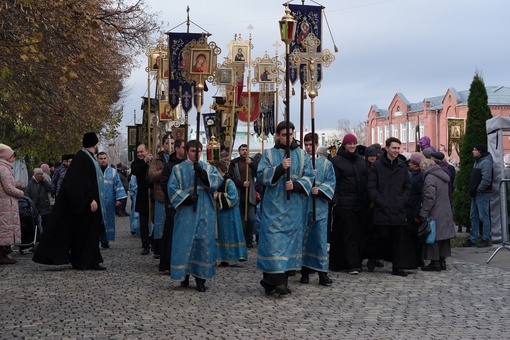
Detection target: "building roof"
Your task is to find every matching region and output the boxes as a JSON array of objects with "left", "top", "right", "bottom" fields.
[{"left": 385, "top": 86, "right": 510, "bottom": 114}]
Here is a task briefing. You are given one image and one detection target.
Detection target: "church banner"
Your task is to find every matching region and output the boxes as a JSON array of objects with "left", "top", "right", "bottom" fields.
[
  {"left": 289, "top": 4, "right": 323, "bottom": 85},
  {"left": 238, "top": 92, "right": 260, "bottom": 122},
  {"left": 168, "top": 32, "right": 203, "bottom": 113}
]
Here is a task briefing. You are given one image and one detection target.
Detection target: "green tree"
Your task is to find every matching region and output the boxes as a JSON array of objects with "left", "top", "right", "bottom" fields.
[{"left": 453, "top": 71, "right": 493, "bottom": 228}]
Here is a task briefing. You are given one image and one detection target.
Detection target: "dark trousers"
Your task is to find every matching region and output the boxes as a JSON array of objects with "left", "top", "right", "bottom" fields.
[
  {"left": 159, "top": 207, "right": 176, "bottom": 271},
  {"left": 329, "top": 209, "right": 363, "bottom": 271},
  {"left": 374, "top": 224, "right": 406, "bottom": 270},
  {"left": 139, "top": 213, "right": 151, "bottom": 249},
  {"left": 239, "top": 201, "right": 255, "bottom": 245},
  {"left": 261, "top": 272, "right": 288, "bottom": 287},
  {"left": 99, "top": 221, "right": 108, "bottom": 246}
]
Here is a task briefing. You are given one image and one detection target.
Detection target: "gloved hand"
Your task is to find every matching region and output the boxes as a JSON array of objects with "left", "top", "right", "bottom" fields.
[
  {"left": 193, "top": 162, "right": 208, "bottom": 180},
  {"left": 183, "top": 193, "right": 199, "bottom": 206}
]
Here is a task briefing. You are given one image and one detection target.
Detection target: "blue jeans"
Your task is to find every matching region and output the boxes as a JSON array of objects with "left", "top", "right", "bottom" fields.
[{"left": 469, "top": 193, "right": 491, "bottom": 243}]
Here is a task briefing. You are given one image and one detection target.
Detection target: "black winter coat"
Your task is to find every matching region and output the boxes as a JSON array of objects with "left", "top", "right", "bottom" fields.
[
  {"left": 404, "top": 169, "right": 423, "bottom": 221},
  {"left": 331, "top": 147, "right": 369, "bottom": 211},
  {"left": 368, "top": 152, "right": 411, "bottom": 226},
  {"left": 130, "top": 158, "right": 150, "bottom": 215}
]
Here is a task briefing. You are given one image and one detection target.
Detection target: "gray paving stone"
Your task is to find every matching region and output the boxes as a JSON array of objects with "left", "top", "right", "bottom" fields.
[{"left": 2, "top": 212, "right": 510, "bottom": 339}]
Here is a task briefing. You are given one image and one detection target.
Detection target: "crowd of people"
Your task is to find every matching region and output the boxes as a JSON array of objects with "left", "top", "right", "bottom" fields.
[{"left": 0, "top": 127, "right": 495, "bottom": 297}]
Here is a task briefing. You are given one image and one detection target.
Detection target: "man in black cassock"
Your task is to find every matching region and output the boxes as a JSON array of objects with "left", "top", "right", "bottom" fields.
[{"left": 33, "top": 132, "right": 106, "bottom": 270}]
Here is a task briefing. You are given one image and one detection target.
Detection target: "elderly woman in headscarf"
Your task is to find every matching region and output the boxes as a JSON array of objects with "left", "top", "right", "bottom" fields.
[
  {"left": 418, "top": 158, "right": 456, "bottom": 271},
  {"left": 0, "top": 144, "right": 24, "bottom": 264}
]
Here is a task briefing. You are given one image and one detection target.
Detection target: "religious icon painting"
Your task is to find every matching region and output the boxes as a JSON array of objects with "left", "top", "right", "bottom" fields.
[
  {"left": 151, "top": 53, "right": 161, "bottom": 71},
  {"left": 258, "top": 63, "right": 274, "bottom": 83},
  {"left": 190, "top": 49, "right": 213, "bottom": 75},
  {"left": 159, "top": 100, "right": 173, "bottom": 121},
  {"left": 218, "top": 68, "right": 233, "bottom": 86},
  {"left": 173, "top": 126, "right": 186, "bottom": 141},
  {"left": 232, "top": 44, "right": 248, "bottom": 64},
  {"left": 162, "top": 58, "right": 169, "bottom": 79}
]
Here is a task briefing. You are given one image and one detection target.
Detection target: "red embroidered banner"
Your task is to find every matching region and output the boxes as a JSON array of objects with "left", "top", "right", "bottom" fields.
[{"left": 238, "top": 92, "right": 259, "bottom": 122}]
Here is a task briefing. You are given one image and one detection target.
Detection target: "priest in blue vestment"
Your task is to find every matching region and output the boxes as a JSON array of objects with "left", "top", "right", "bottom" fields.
[
  {"left": 97, "top": 152, "right": 127, "bottom": 247},
  {"left": 301, "top": 133, "right": 336, "bottom": 285},
  {"left": 213, "top": 161, "right": 247, "bottom": 266},
  {"left": 257, "top": 121, "right": 314, "bottom": 296},
  {"left": 167, "top": 140, "right": 222, "bottom": 292}
]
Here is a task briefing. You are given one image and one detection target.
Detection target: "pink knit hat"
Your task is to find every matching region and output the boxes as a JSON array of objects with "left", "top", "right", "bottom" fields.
[
  {"left": 40, "top": 164, "right": 50, "bottom": 173},
  {"left": 0, "top": 143, "right": 15, "bottom": 160}
]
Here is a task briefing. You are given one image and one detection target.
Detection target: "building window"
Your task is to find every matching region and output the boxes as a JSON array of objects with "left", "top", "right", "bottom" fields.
[
  {"left": 408, "top": 121, "right": 415, "bottom": 142},
  {"left": 392, "top": 124, "right": 398, "bottom": 138},
  {"left": 377, "top": 126, "right": 383, "bottom": 144},
  {"left": 385, "top": 125, "right": 390, "bottom": 140},
  {"left": 371, "top": 127, "right": 375, "bottom": 145},
  {"left": 400, "top": 123, "right": 407, "bottom": 143},
  {"left": 419, "top": 120, "right": 425, "bottom": 137}
]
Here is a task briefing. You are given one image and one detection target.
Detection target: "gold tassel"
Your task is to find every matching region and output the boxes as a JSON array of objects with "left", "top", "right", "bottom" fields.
[{"left": 292, "top": 87, "right": 295, "bottom": 96}]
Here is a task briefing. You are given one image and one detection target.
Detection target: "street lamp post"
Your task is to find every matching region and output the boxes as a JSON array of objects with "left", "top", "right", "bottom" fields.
[{"left": 279, "top": 5, "right": 296, "bottom": 200}]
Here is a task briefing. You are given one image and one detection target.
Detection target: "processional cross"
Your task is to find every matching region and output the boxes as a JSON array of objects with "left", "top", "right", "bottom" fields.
[{"left": 290, "top": 33, "right": 335, "bottom": 220}]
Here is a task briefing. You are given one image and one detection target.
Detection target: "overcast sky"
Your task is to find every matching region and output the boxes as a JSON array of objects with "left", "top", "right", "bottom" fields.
[{"left": 120, "top": 0, "right": 510, "bottom": 132}]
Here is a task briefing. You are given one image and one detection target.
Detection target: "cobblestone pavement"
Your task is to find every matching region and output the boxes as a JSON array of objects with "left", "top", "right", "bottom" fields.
[{"left": 2, "top": 214, "right": 510, "bottom": 339}]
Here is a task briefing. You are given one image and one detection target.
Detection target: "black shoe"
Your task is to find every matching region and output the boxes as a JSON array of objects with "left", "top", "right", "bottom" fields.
[
  {"left": 417, "top": 259, "right": 425, "bottom": 267},
  {"left": 195, "top": 278, "right": 206, "bottom": 292},
  {"left": 375, "top": 260, "right": 384, "bottom": 268},
  {"left": 392, "top": 269, "right": 408, "bottom": 277},
  {"left": 87, "top": 264, "right": 107, "bottom": 271},
  {"left": 300, "top": 274, "right": 310, "bottom": 284},
  {"left": 477, "top": 240, "right": 491, "bottom": 248},
  {"left": 246, "top": 243, "right": 254, "bottom": 249},
  {"left": 318, "top": 272, "right": 333, "bottom": 286},
  {"left": 457, "top": 226, "right": 462, "bottom": 233},
  {"left": 286, "top": 270, "right": 296, "bottom": 277},
  {"left": 141, "top": 248, "right": 150, "bottom": 255},
  {"left": 439, "top": 257, "right": 446, "bottom": 271},
  {"left": 218, "top": 262, "right": 229, "bottom": 267},
  {"left": 153, "top": 254, "right": 160, "bottom": 259},
  {"left": 274, "top": 285, "right": 289, "bottom": 296},
  {"left": 462, "top": 239, "right": 477, "bottom": 247},
  {"left": 180, "top": 275, "right": 190, "bottom": 287},
  {"left": 260, "top": 280, "right": 275, "bottom": 295},
  {"left": 421, "top": 261, "right": 441, "bottom": 272},
  {"left": 367, "top": 259, "right": 376, "bottom": 272},
  {"left": 101, "top": 244, "right": 110, "bottom": 249},
  {"left": 130, "top": 232, "right": 136, "bottom": 236}
]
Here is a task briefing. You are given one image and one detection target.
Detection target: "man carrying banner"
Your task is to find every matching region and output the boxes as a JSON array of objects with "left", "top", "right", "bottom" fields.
[{"left": 257, "top": 121, "right": 314, "bottom": 296}]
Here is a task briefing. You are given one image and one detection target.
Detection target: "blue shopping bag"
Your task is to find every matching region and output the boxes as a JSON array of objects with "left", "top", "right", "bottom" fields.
[{"left": 425, "top": 219, "right": 436, "bottom": 245}]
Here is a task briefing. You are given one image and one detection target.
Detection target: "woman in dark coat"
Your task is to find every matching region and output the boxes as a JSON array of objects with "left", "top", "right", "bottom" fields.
[{"left": 419, "top": 159, "right": 456, "bottom": 271}]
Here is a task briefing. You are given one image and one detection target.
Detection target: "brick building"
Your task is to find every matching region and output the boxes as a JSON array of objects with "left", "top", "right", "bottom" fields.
[{"left": 365, "top": 86, "right": 510, "bottom": 163}]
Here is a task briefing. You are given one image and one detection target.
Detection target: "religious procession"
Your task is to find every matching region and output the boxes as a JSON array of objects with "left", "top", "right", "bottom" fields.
[{"left": 0, "top": 1, "right": 502, "bottom": 301}]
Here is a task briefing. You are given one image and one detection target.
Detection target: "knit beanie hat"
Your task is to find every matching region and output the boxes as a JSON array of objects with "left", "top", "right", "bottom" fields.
[
  {"left": 474, "top": 144, "right": 487, "bottom": 154},
  {"left": 422, "top": 149, "right": 433, "bottom": 159},
  {"left": 40, "top": 164, "right": 50, "bottom": 173},
  {"left": 342, "top": 134, "right": 357, "bottom": 145},
  {"left": 316, "top": 146, "right": 329, "bottom": 157},
  {"left": 83, "top": 132, "right": 99, "bottom": 148},
  {"left": 364, "top": 146, "right": 377, "bottom": 157},
  {"left": 430, "top": 151, "right": 445, "bottom": 162},
  {"left": 0, "top": 143, "right": 15, "bottom": 160},
  {"left": 409, "top": 152, "right": 425, "bottom": 165}
]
